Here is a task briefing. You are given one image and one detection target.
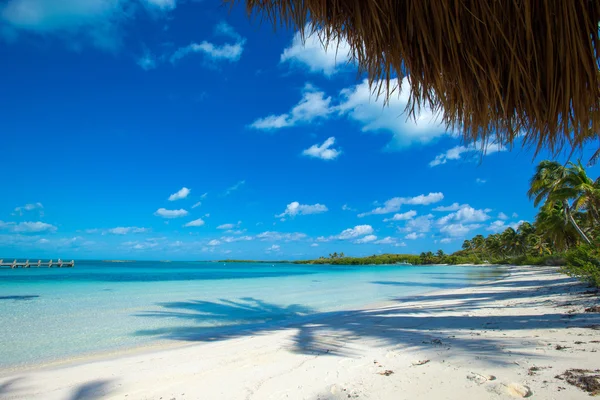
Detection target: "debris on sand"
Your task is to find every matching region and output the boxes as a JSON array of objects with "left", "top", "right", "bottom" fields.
[
  {"left": 585, "top": 325, "right": 600, "bottom": 330},
  {"left": 467, "top": 372, "right": 496, "bottom": 384},
  {"left": 584, "top": 306, "right": 600, "bottom": 313},
  {"left": 555, "top": 369, "right": 600, "bottom": 396},
  {"left": 378, "top": 370, "right": 394, "bottom": 376},
  {"left": 412, "top": 359, "right": 430, "bottom": 366},
  {"left": 506, "top": 382, "right": 532, "bottom": 398},
  {"left": 528, "top": 366, "right": 552, "bottom": 376},
  {"left": 555, "top": 344, "right": 570, "bottom": 350}
]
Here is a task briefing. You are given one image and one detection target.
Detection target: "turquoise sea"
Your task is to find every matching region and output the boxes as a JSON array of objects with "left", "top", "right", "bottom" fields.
[{"left": 0, "top": 261, "right": 504, "bottom": 368}]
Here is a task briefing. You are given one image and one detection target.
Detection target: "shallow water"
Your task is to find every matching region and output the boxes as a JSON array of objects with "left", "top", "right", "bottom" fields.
[{"left": 0, "top": 261, "right": 505, "bottom": 368}]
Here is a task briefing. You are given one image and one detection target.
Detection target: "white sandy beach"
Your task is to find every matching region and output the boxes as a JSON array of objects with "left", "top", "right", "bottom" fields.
[{"left": 1, "top": 266, "right": 599, "bottom": 400}]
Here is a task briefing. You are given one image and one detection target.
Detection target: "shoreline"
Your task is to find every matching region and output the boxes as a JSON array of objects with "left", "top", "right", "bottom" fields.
[
  {"left": 0, "top": 265, "right": 509, "bottom": 374},
  {"left": 1, "top": 266, "right": 598, "bottom": 399}
]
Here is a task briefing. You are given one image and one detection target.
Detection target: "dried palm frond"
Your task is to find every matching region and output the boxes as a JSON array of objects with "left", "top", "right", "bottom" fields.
[{"left": 230, "top": 0, "right": 600, "bottom": 154}]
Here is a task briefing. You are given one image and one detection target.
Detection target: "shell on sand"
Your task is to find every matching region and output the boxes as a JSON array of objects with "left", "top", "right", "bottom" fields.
[{"left": 507, "top": 383, "right": 532, "bottom": 398}]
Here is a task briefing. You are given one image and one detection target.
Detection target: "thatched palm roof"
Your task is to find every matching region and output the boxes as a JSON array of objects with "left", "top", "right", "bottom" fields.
[{"left": 233, "top": 0, "right": 600, "bottom": 154}]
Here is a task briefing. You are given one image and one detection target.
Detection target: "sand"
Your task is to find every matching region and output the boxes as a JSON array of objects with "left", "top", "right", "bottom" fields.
[{"left": 1, "top": 266, "right": 599, "bottom": 400}]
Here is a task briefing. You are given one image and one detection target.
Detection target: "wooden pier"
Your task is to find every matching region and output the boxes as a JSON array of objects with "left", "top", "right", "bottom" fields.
[{"left": 0, "top": 259, "right": 75, "bottom": 269}]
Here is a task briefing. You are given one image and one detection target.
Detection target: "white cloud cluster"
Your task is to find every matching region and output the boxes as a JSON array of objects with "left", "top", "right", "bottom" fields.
[
  {"left": 276, "top": 202, "right": 328, "bottom": 218},
  {"left": 440, "top": 223, "right": 483, "bottom": 237},
  {"left": 405, "top": 232, "right": 425, "bottom": 240},
  {"left": 302, "top": 137, "right": 341, "bottom": 160},
  {"left": 0, "top": 220, "right": 57, "bottom": 233},
  {"left": 436, "top": 205, "right": 491, "bottom": 225},
  {"left": 168, "top": 187, "right": 190, "bottom": 201},
  {"left": 108, "top": 226, "right": 149, "bottom": 235},
  {"left": 280, "top": 27, "right": 352, "bottom": 76},
  {"left": 1, "top": 0, "right": 178, "bottom": 50},
  {"left": 217, "top": 221, "right": 242, "bottom": 230},
  {"left": 359, "top": 193, "right": 443, "bottom": 217},
  {"left": 250, "top": 84, "right": 333, "bottom": 130},
  {"left": 184, "top": 218, "right": 205, "bottom": 227},
  {"left": 429, "top": 140, "right": 507, "bottom": 167},
  {"left": 154, "top": 208, "right": 188, "bottom": 218},
  {"left": 256, "top": 231, "right": 307, "bottom": 241},
  {"left": 337, "top": 225, "right": 374, "bottom": 240},
  {"left": 383, "top": 210, "right": 417, "bottom": 222},
  {"left": 400, "top": 214, "right": 434, "bottom": 233},
  {"left": 355, "top": 234, "right": 377, "bottom": 244},
  {"left": 433, "top": 203, "right": 467, "bottom": 212},
  {"left": 250, "top": 76, "right": 448, "bottom": 149},
  {"left": 170, "top": 41, "right": 244, "bottom": 64},
  {"left": 13, "top": 202, "right": 43, "bottom": 216}
]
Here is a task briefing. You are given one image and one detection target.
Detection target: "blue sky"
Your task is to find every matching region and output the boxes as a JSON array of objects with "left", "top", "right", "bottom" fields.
[{"left": 1, "top": 0, "right": 598, "bottom": 260}]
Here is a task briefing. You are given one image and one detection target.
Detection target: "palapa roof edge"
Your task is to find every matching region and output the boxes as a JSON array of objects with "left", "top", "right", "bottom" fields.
[{"left": 230, "top": 0, "right": 600, "bottom": 155}]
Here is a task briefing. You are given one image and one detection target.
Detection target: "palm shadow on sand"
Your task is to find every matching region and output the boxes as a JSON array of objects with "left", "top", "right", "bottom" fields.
[{"left": 134, "top": 272, "right": 600, "bottom": 365}]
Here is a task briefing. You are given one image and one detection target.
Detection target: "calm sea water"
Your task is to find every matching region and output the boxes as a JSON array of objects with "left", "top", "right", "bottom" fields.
[{"left": 0, "top": 261, "right": 505, "bottom": 368}]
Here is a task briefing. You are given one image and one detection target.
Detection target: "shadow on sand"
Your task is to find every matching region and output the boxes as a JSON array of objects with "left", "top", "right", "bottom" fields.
[{"left": 134, "top": 271, "right": 600, "bottom": 364}]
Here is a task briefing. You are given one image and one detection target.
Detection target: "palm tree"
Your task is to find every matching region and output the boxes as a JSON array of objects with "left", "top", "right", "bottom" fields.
[
  {"left": 461, "top": 240, "right": 472, "bottom": 251},
  {"left": 534, "top": 202, "right": 579, "bottom": 252},
  {"left": 485, "top": 234, "right": 504, "bottom": 258},
  {"left": 436, "top": 249, "right": 445, "bottom": 258},
  {"left": 563, "top": 161, "right": 600, "bottom": 225},
  {"left": 527, "top": 234, "right": 552, "bottom": 256},
  {"left": 501, "top": 228, "right": 518, "bottom": 256},
  {"left": 528, "top": 160, "right": 592, "bottom": 245}
]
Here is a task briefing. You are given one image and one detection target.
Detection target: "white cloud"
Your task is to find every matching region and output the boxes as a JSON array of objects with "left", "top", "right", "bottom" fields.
[
  {"left": 2, "top": 221, "right": 57, "bottom": 233},
  {"left": 440, "top": 223, "right": 482, "bottom": 237},
  {"left": 512, "top": 212, "right": 519, "bottom": 218},
  {"left": 170, "top": 23, "right": 245, "bottom": 64},
  {"left": 374, "top": 236, "right": 397, "bottom": 245},
  {"left": 341, "top": 204, "right": 356, "bottom": 212},
  {"left": 440, "top": 238, "right": 453, "bottom": 244},
  {"left": 154, "top": 208, "right": 188, "bottom": 218},
  {"left": 401, "top": 214, "right": 434, "bottom": 233},
  {"left": 168, "top": 187, "right": 190, "bottom": 201},
  {"left": 355, "top": 234, "right": 377, "bottom": 244},
  {"left": 476, "top": 178, "right": 487, "bottom": 184},
  {"left": 338, "top": 225, "right": 373, "bottom": 240},
  {"left": 13, "top": 202, "right": 43, "bottom": 216},
  {"left": 383, "top": 210, "right": 417, "bottom": 222},
  {"left": 256, "top": 231, "right": 307, "bottom": 241},
  {"left": 225, "top": 180, "right": 245, "bottom": 196},
  {"left": 184, "top": 218, "right": 205, "bottom": 227},
  {"left": 143, "top": 0, "right": 176, "bottom": 10},
  {"left": 108, "top": 227, "right": 149, "bottom": 235},
  {"left": 498, "top": 212, "right": 508, "bottom": 220},
  {"left": 217, "top": 221, "right": 241, "bottom": 230},
  {"left": 266, "top": 244, "right": 281, "bottom": 252},
  {"left": 359, "top": 193, "right": 443, "bottom": 217},
  {"left": 192, "top": 202, "right": 202, "bottom": 209},
  {"left": 429, "top": 140, "right": 507, "bottom": 167},
  {"left": 0, "top": 0, "right": 177, "bottom": 50},
  {"left": 302, "top": 137, "right": 341, "bottom": 160},
  {"left": 221, "top": 235, "right": 253, "bottom": 243},
  {"left": 214, "top": 21, "right": 241, "bottom": 41},
  {"left": 280, "top": 27, "right": 352, "bottom": 76},
  {"left": 338, "top": 78, "right": 447, "bottom": 149},
  {"left": 433, "top": 203, "right": 467, "bottom": 212},
  {"left": 405, "top": 232, "right": 424, "bottom": 240},
  {"left": 437, "top": 205, "right": 491, "bottom": 225},
  {"left": 137, "top": 50, "right": 156, "bottom": 71},
  {"left": 310, "top": 243, "right": 319, "bottom": 247},
  {"left": 276, "top": 201, "right": 328, "bottom": 218},
  {"left": 207, "top": 239, "right": 221, "bottom": 246},
  {"left": 250, "top": 84, "right": 333, "bottom": 130}
]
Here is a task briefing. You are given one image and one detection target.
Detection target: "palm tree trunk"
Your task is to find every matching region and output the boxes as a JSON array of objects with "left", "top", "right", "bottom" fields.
[{"left": 564, "top": 201, "right": 592, "bottom": 245}]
